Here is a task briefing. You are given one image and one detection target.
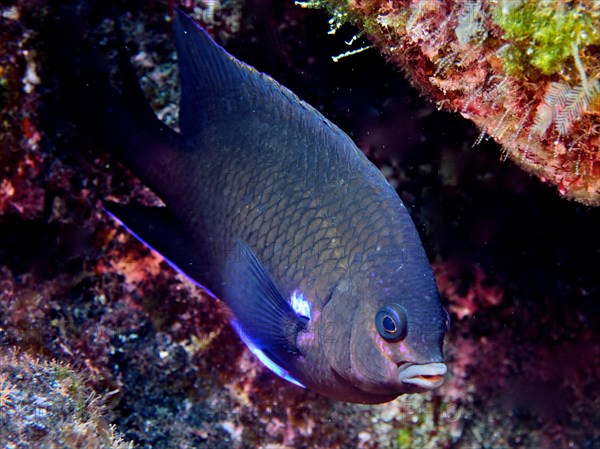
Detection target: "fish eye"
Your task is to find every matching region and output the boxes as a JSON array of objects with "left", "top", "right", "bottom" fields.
[{"left": 375, "top": 304, "right": 407, "bottom": 342}]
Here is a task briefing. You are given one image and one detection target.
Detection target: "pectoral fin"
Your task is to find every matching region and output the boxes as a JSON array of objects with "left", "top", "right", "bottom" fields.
[{"left": 224, "top": 240, "right": 308, "bottom": 386}]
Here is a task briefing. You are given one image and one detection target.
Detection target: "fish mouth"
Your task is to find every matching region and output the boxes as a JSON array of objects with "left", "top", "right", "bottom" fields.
[{"left": 398, "top": 362, "right": 447, "bottom": 390}]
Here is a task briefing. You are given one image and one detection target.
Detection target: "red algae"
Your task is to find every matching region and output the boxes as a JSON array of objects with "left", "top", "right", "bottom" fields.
[{"left": 433, "top": 259, "right": 504, "bottom": 320}]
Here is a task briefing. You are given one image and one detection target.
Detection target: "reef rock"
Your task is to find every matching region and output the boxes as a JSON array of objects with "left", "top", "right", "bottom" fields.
[{"left": 300, "top": 0, "right": 600, "bottom": 205}]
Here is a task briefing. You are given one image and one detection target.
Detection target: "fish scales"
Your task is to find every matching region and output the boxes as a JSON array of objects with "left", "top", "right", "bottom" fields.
[{"left": 159, "top": 116, "right": 402, "bottom": 306}]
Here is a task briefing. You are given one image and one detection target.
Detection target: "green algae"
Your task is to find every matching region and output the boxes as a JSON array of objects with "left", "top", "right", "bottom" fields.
[
  {"left": 395, "top": 428, "right": 412, "bottom": 449},
  {"left": 296, "top": 0, "right": 408, "bottom": 38},
  {"left": 494, "top": 0, "right": 600, "bottom": 77},
  {"left": 296, "top": 0, "right": 355, "bottom": 34}
]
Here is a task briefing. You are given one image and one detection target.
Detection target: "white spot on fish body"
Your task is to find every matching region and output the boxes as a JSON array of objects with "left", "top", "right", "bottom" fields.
[{"left": 290, "top": 289, "right": 312, "bottom": 319}]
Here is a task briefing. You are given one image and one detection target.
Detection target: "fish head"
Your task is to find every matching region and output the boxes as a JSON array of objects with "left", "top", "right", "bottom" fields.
[{"left": 318, "top": 273, "right": 449, "bottom": 402}]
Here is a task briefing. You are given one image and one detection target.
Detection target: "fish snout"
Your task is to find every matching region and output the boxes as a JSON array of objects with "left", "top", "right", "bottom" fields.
[{"left": 397, "top": 362, "right": 447, "bottom": 390}]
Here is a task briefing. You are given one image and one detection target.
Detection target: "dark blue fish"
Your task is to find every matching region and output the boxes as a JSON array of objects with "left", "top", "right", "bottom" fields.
[{"left": 58, "top": 9, "right": 448, "bottom": 403}]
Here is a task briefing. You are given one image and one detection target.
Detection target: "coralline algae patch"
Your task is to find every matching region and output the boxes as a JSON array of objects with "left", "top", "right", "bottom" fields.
[{"left": 299, "top": 0, "right": 600, "bottom": 205}]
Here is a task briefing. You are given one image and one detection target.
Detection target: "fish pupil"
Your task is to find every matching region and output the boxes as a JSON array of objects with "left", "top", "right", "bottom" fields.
[{"left": 382, "top": 316, "right": 397, "bottom": 333}]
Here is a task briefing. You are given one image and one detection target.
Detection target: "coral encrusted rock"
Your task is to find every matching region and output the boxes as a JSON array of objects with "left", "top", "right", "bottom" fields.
[{"left": 298, "top": 0, "right": 600, "bottom": 205}]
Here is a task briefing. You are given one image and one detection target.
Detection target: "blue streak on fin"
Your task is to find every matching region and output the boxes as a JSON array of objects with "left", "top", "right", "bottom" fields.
[
  {"left": 225, "top": 240, "right": 308, "bottom": 362},
  {"left": 103, "top": 201, "right": 216, "bottom": 298},
  {"left": 233, "top": 320, "right": 306, "bottom": 388}
]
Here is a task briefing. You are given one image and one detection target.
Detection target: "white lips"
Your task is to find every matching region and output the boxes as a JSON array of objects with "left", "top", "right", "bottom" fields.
[{"left": 399, "top": 362, "right": 447, "bottom": 389}]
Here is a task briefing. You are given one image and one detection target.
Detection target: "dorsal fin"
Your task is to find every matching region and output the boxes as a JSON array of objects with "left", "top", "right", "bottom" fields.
[
  {"left": 174, "top": 9, "right": 254, "bottom": 137},
  {"left": 173, "top": 9, "right": 363, "bottom": 156}
]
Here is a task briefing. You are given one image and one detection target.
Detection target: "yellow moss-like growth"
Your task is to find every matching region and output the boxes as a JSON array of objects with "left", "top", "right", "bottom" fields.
[
  {"left": 495, "top": 1, "right": 600, "bottom": 77},
  {"left": 300, "top": 0, "right": 600, "bottom": 205}
]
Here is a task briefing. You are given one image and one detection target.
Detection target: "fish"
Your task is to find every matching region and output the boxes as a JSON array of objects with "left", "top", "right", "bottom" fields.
[{"left": 53, "top": 8, "right": 449, "bottom": 404}]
